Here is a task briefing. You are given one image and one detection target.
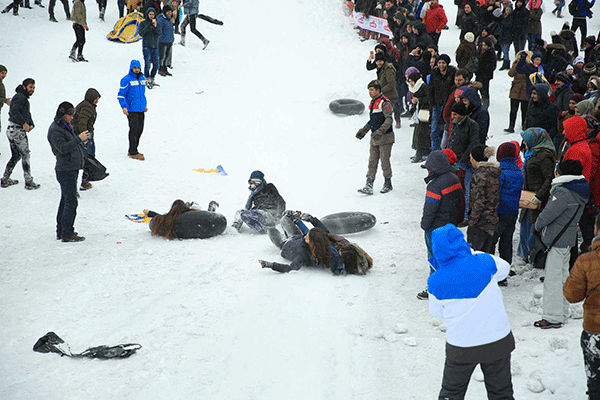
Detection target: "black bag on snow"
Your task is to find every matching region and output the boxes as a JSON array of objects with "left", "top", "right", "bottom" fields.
[
  {"left": 33, "top": 332, "right": 141, "bottom": 359},
  {"left": 84, "top": 155, "right": 109, "bottom": 182}
]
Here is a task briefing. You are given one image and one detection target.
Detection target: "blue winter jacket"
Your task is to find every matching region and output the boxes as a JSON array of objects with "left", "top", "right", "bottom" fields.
[
  {"left": 157, "top": 12, "right": 174, "bottom": 43},
  {"left": 573, "top": 0, "right": 595, "bottom": 18},
  {"left": 118, "top": 60, "right": 147, "bottom": 112},
  {"left": 497, "top": 157, "right": 525, "bottom": 215}
]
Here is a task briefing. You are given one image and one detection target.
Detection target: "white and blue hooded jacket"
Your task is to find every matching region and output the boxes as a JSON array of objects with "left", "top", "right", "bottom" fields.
[{"left": 428, "top": 224, "right": 511, "bottom": 349}]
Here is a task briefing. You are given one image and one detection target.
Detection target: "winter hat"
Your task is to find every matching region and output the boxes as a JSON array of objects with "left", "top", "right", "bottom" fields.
[
  {"left": 368, "top": 79, "right": 382, "bottom": 90},
  {"left": 407, "top": 72, "right": 421, "bottom": 83},
  {"left": 497, "top": 142, "right": 517, "bottom": 161},
  {"left": 405, "top": 66, "right": 420, "bottom": 76},
  {"left": 588, "top": 76, "right": 600, "bottom": 89},
  {"left": 574, "top": 55, "right": 585, "bottom": 65},
  {"left": 441, "top": 148, "right": 457, "bottom": 164},
  {"left": 375, "top": 52, "right": 386, "bottom": 61},
  {"left": 584, "top": 63, "right": 597, "bottom": 75},
  {"left": 451, "top": 101, "right": 469, "bottom": 116},
  {"left": 492, "top": 7, "right": 502, "bottom": 17},
  {"left": 550, "top": 30, "right": 557, "bottom": 37},
  {"left": 576, "top": 99, "right": 595, "bottom": 116},
  {"left": 249, "top": 170, "right": 264, "bottom": 181},
  {"left": 483, "top": 38, "right": 494, "bottom": 48},
  {"left": 570, "top": 93, "right": 585, "bottom": 103},
  {"left": 393, "top": 11, "right": 404, "bottom": 19},
  {"left": 584, "top": 115, "right": 600, "bottom": 136},
  {"left": 566, "top": 64, "right": 574, "bottom": 71},
  {"left": 438, "top": 53, "right": 451, "bottom": 65},
  {"left": 556, "top": 159, "right": 583, "bottom": 176},
  {"left": 374, "top": 43, "right": 387, "bottom": 53},
  {"left": 531, "top": 51, "right": 543, "bottom": 61},
  {"left": 0, "top": 65, "right": 6, "bottom": 73},
  {"left": 555, "top": 71, "right": 572, "bottom": 83},
  {"left": 54, "top": 101, "right": 75, "bottom": 121},
  {"left": 471, "top": 144, "right": 495, "bottom": 162},
  {"left": 464, "top": 32, "right": 475, "bottom": 43}
]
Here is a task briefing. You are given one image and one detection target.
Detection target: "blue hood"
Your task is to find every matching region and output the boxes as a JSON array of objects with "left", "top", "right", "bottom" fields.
[
  {"left": 461, "top": 87, "right": 482, "bottom": 109},
  {"left": 428, "top": 224, "right": 498, "bottom": 300},
  {"left": 128, "top": 59, "right": 142, "bottom": 77},
  {"left": 563, "top": 177, "right": 591, "bottom": 201}
]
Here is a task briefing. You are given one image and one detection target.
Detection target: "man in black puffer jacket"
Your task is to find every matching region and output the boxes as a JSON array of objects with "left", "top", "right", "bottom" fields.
[
  {"left": 525, "top": 83, "right": 559, "bottom": 148},
  {"left": 232, "top": 170, "right": 286, "bottom": 234}
]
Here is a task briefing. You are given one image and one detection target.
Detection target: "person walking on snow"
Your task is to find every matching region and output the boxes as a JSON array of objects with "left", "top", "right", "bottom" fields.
[
  {"left": 428, "top": 223, "right": 515, "bottom": 399},
  {"left": 0, "top": 65, "right": 10, "bottom": 135},
  {"left": 72, "top": 88, "right": 100, "bottom": 190},
  {"left": 1, "top": 78, "right": 40, "bottom": 190},
  {"left": 179, "top": 0, "right": 209, "bottom": 49},
  {"left": 118, "top": 60, "right": 147, "bottom": 161},
  {"left": 356, "top": 80, "right": 395, "bottom": 195},
  {"left": 69, "top": 0, "right": 89, "bottom": 62}
]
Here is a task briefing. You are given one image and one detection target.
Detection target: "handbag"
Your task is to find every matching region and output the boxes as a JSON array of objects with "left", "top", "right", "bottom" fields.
[
  {"left": 84, "top": 154, "right": 109, "bottom": 182},
  {"left": 529, "top": 205, "right": 582, "bottom": 269},
  {"left": 519, "top": 190, "right": 541, "bottom": 210},
  {"left": 417, "top": 109, "right": 430, "bottom": 123}
]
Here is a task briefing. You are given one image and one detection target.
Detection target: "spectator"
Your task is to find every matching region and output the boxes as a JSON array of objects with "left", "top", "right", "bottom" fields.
[
  {"left": 139, "top": 7, "right": 162, "bottom": 89},
  {"left": 554, "top": 71, "right": 576, "bottom": 112},
  {"left": 118, "top": 60, "right": 148, "bottom": 161},
  {"left": 569, "top": 0, "right": 595, "bottom": 49},
  {"left": 0, "top": 65, "right": 10, "bottom": 134},
  {"left": 428, "top": 224, "right": 515, "bottom": 400},
  {"left": 1, "top": 78, "right": 40, "bottom": 190},
  {"left": 429, "top": 54, "right": 456, "bottom": 152},
  {"left": 498, "top": 6, "right": 514, "bottom": 71},
  {"left": 373, "top": 52, "right": 400, "bottom": 128},
  {"left": 157, "top": 7, "right": 174, "bottom": 77},
  {"left": 47, "top": 102, "right": 89, "bottom": 242},
  {"left": 459, "top": 4, "right": 478, "bottom": 41},
  {"left": 69, "top": 0, "right": 89, "bottom": 62},
  {"left": 534, "top": 159, "right": 588, "bottom": 329},
  {"left": 505, "top": 51, "right": 529, "bottom": 133},
  {"left": 525, "top": 83, "right": 560, "bottom": 149},
  {"left": 423, "top": 0, "right": 447, "bottom": 46},
  {"left": 527, "top": 0, "right": 543, "bottom": 51},
  {"left": 407, "top": 72, "right": 431, "bottom": 163},
  {"left": 512, "top": 0, "right": 530, "bottom": 53},
  {"left": 48, "top": 0, "right": 71, "bottom": 22},
  {"left": 72, "top": 88, "right": 100, "bottom": 191},
  {"left": 460, "top": 87, "right": 490, "bottom": 144},
  {"left": 455, "top": 32, "right": 478, "bottom": 71},
  {"left": 475, "top": 37, "right": 497, "bottom": 108}
]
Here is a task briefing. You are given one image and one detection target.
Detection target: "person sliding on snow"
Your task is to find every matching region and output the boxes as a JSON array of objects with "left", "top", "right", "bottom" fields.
[
  {"left": 259, "top": 211, "right": 372, "bottom": 275},
  {"left": 232, "top": 170, "right": 286, "bottom": 234},
  {"left": 356, "top": 80, "right": 395, "bottom": 195}
]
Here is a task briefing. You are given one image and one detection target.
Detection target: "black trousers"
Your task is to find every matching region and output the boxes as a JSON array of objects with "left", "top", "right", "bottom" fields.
[
  {"left": 439, "top": 354, "right": 514, "bottom": 400},
  {"left": 572, "top": 17, "right": 587, "bottom": 46},
  {"left": 158, "top": 42, "right": 172, "bottom": 72},
  {"left": 127, "top": 112, "right": 145, "bottom": 155},
  {"left": 96, "top": 0, "right": 106, "bottom": 12},
  {"left": 181, "top": 14, "right": 207, "bottom": 42},
  {"left": 71, "top": 23, "right": 85, "bottom": 54},
  {"left": 492, "top": 213, "right": 518, "bottom": 265},
  {"left": 467, "top": 226, "right": 495, "bottom": 254},
  {"left": 48, "top": 0, "right": 69, "bottom": 18},
  {"left": 508, "top": 99, "right": 528, "bottom": 129}
]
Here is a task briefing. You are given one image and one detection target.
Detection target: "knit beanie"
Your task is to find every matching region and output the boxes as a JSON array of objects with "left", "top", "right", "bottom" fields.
[
  {"left": 464, "top": 32, "right": 475, "bottom": 43},
  {"left": 375, "top": 43, "right": 387, "bottom": 53},
  {"left": 497, "top": 142, "right": 517, "bottom": 161},
  {"left": 556, "top": 159, "right": 583, "bottom": 176},
  {"left": 471, "top": 145, "right": 495, "bottom": 162},
  {"left": 0, "top": 65, "right": 6, "bottom": 73},
  {"left": 584, "top": 36, "right": 597, "bottom": 47},
  {"left": 583, "top": 62, "right": 597, "bottom": 75},
  {"left": 451, "top": 102, "right": 469, "bottom": 116},
  {"left": 407, "top": 72, "right": 421, "bottom": 83},
  {"left": 54, "top": 101, "right": 75, "bottom": 121},
  {"left": 570, "top": 93, "right": 585, "bottom": 103},
  {"left": 442, "top": 148, "right": 457, "bottom": 164},
  {"left": 532, "top": 51, "right": 543, "bottom": 61},
  {"left": 574, "top": 55, "right": 585, "bottom": 65},
  {"left": 405, "top": 66, "right": 420, "bottom": 76},
  {"left": 249, "top": 170, "right": 264, "bottom": 181},
  {"left": 438, "top": 54, "right": 451, "bottom": 65}
]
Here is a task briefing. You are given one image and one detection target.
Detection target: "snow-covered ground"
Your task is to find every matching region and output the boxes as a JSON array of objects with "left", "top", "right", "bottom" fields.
[{"left": 1, "top": 1, "right": 599, "bottom": 398}]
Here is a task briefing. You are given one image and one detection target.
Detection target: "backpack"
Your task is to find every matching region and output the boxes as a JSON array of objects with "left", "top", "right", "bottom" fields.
[{"left": 465, "top": 56, "right": 479, "bottom": 74}]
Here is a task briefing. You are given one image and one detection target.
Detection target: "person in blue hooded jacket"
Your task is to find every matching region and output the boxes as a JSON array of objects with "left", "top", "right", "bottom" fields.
[
  {"left": 492, "top": 142, "right": 525, "bottom": 275},
  {"left": 460, "top": 87, "right": 490, "bottom": 144},
  {"left": 534, "top": 159, "right": 589, "bottom": 329},
  {"left": 232, "top": 170, "right": 286, "bottom": 234},
  {"left": 118, "top": 60, "right": 147, "bottom": 161},
  {"left": 428, "top": 224, "right": 515, "bottom": 399}
]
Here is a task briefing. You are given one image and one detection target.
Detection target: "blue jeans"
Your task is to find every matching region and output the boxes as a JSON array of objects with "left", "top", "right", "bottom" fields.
[
  {"left": 430, "top": 106, "right": 443, "bottom": 152},
  {"left": 501, "top": 43, "right": 511, "bottom": 63},
  {"left": 457, "top": 161, "right": 472, "bottom": 220},
  {"left": 527, "top": 33, "right": 541, "bottom": 50},
  {"left": 81, "top": 137, "right": 95, "bottom": 185},
  {"left": 56, "top": 169, "right": 79, "bottom": 239},
  {"left": 517, "top": 209, "right": 536, "bottom": 260},
  {"left": 142, "top": 47, "right": 159, "bottom": 78}
]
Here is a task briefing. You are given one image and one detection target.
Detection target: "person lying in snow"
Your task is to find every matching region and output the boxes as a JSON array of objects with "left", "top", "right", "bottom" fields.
[
  {"left": 143, "top": 199, "right": 218, "bottom": 239},
  {"left": 259, "top": 211, "right": 372, "bottom": 275}
]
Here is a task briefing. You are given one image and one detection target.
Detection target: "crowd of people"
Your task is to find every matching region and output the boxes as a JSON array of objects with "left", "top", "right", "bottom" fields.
[{"left": 351, "top": 0, "right": 600, "bottom": 397}]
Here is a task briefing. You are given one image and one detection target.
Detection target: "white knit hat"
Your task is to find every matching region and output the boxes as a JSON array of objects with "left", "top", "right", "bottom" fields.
[{"left": 465, "top": 32, "right": 475, "bottom": 43}]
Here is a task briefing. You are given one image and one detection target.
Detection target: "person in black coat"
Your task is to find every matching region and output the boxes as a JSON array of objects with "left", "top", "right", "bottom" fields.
[
  {"left": 525, "top": 83, "right": 560, "bottom": 149},
  {"left": 475, "top": 38, "right": 497, "bottom": 108},
  {"left": 512, "top": 0, "right": 530, "bottom": 53},
  {"left": 459, "top": 3, "right": 479, "bottom": 40},
  {"left": 47, "top": 102, "right": 90, "bottom": 242},
  {"left": 232, "top": 170, "right": 286, "bottom": 234},
  {"left": 553, "top": 72, "right": 576, "bottom": 112}
]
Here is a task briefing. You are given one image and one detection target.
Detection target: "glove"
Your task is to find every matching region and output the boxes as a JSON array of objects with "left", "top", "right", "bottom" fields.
[
  {"left": 300, "top": 213, "right": 313, "bottom": 221},
  {"left": 356, "top": 127, "right": 368, "bottom": 139},
  {"left": 531, "top": 196, "right": 542, "bottom": 204}
]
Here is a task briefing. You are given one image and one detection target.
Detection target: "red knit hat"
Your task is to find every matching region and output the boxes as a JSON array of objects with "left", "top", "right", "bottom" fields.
[
  {"left": 497, "top": 142, "right": 517, "bottom": 160},
  {"left": 563, "top": 116, "right": 588, "bottom": 143},
  {"left": 442, "top": 148, "right": 457, "bottom": 164}
]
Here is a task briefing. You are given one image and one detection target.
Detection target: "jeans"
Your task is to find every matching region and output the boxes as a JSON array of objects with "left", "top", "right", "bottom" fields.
[
  {"left": 56, "top": 169, "right": 79, "bottom": 239},
  {"left": 513, "top": 36, "right": 526, "bottom": 55},
  {"left": 81, "top": 137, "right": 95, "bottom": 185},
  {"left": 508, "top": 99, "right": 528, "bottom": 130},
  {"left": 467, "top": 226, "right": 495, "bottom": 253},
  {"left": 48, "top": 0, "right": 70, "bottom": 18},
  {"left": 142, "top": 47, "right": 159, "bottom": 78},
  {"left": 425, "top": 229, "right": 435, "bottom": 274},
  {"left": 492, "top": 213, "right": 518, "bottom": 264},
  {"left": 527, "top": 33, "right": 540, "bottom": 50},
  {"left": 117, "top": 0, "right": 126, "bottom": 18},
  {"left": 517, "top": 209, "right": 536, "bottom": 260},
  {"left": 430, "top": 106, "right": 443, "bottom": 152},
  {"left": 501, "top": 43, "right": 511, "bottom": 63},
  {"left": 457, "top": 161, "right": 472, "bottom": 219},
  {"left": 158, "top": 42, "right": 173, "bottom": 72}
]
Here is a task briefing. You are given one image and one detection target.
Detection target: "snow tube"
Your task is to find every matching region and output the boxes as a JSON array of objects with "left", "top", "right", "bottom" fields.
[
  {"left": 149, "top": 210, "right": 227, "bottom": 239},
  {"left": 329, "top": 99, "right": 365, "bottom": 116},
  {"left": 106, "top": 11, "right": 144, "bottom": 43},
  {"left": 320, "top": 212, "right": 376, "bottom": 234}
]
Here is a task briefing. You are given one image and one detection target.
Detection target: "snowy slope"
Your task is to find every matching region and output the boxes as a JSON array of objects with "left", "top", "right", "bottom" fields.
[{"left": 0, "top": 0, "right": 599, "bottom": 398}]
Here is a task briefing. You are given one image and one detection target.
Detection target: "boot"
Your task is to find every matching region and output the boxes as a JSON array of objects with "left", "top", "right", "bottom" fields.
[
  {"left": 24, "top": 180, "right": 40, "bottom": 190},
  {"left": 77, "top": 53, "right": 88, "bottom": 62},
  {"left": 179, "top": 35, "right": 186, "bottom": 46},
  {"left": 202, "top": 39, "right": 210, "bottom": 50},
  {"left": 499, "top": 59, "right": 510, "bottom": 71},
  {"left": 380, "top": 177, "right": 393, "bottom": 194},
  {"left": 358, "top": 178, "right": 374, "bottom": 195},
  {"left": 69, "top": 50, "right": 77, "bottom": 61},
  {"left": 99, "top": 6, "right": 105, "bottom": 20},
  {"left": 49, "top": 15, "right": 57, "bottom": 22}
]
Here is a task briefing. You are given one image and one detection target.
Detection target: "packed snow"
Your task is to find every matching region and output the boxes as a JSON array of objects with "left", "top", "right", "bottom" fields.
[{"left": 1, "top": 0, "right": 599, "bottom": 398}]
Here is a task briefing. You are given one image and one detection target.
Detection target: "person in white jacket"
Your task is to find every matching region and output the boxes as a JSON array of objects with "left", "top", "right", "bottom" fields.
[{"left": 428, "top": 223, "right": 515, "bottom": 400}]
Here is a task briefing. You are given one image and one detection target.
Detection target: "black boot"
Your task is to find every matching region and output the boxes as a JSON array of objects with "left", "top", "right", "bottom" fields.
[
  {"left": 380, "top": 178, "right": 393, "bottom": 194},
  {"left": 499, "top": 59, "right": 510, "bottom": 71},
  {"left": 358, "top": 178, "right": 374, "bottom": 195}
]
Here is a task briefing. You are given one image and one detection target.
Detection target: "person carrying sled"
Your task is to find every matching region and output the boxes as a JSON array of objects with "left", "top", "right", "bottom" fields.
[
  {"left": 259, "top": 211, "right": 372, "bottom": 276},
  {"left": 232, "top": 170, "right": 286, "bottom": 234},
  {"left": 356, "top": 80, "right": 395, "bottom": 195}
]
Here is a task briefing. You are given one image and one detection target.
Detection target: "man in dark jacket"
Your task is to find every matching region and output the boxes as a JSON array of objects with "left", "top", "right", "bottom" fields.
[
  {"left": 1, "top": 78, "right": 39, "bottom": 190},
  {"left": 429, "top": 54, "right": 456, "bottom": 152},
  {"left": 553, "top": 72, "right": 575, "bottom": 113},
  {"left": 356, "top": 80, "right": 395, "bottom": 195},
  {"left": 73, "top": 88, "right": 100, "bottom": 190},
  {"left": 460, "top": 87, "right": 490, "bottom": 144},
  {"left": 232, "top": 170, "right": 286, "bottom": 234},
  {"left": 417, "top": 150, "right": 463, "bottom": 299},
  {"left": 47, "top": 102, "right": 90, "bottom": 242},
  {"left": 118, "top": 60, "right": 147, "bottom": 160},
  {"left": 570, "top": 0, "right": 595, "bottom": 48},
  {"left": 139, "top": 7, "right": 162, "bottom": 89},
  {"left": 525, "top": 83, "right": 560, "bottom": 149},
  {"left": 157, "top": 7, "right": 174, "bottom": 76}
]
